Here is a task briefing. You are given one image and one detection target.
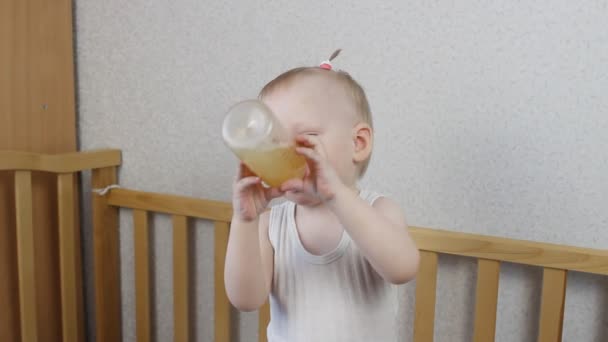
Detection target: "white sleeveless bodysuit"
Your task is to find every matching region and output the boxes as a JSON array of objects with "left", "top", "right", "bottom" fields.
[{"left": 266, "top": 189, "right": 400, "bottom": 342}]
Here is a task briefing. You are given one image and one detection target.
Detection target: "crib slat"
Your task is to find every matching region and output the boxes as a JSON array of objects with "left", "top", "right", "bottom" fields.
[
  {"left": 92, "top": 166, "right": 122, "bottom": 341},
  {"left": 259, "top": 301, "right": 270, "bottom": 342},
  {"left": 537, "top": 268, "right": 567, "bottom": 342},
  {"left": 473, "top": 259, "right": 500, "bottom": 342},
  {"left": 173, "top": 215, "right": 190, "bottom": 342},
  {"left": 58, "top": 173, "right": 81, "bottom": 342},
  {"left": 15, "top": 171, "right": 39, "bottom": 342},
  {"left": 414, "top": 251, "right": 438, "bottom": 342},
  {"left": 214, "top": 221, "right": 231, "bottom": 342},
  {"left": 91, "top": 166, "right": 122, "bottom": 341},
  {"left": 134, "top": 210, "right": 151, "bottom": 342}
]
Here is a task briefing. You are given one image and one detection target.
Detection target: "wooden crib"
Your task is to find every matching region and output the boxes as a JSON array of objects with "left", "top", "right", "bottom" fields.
[{"left": 2, "top": 149, "right": 607, "bottom": 342}]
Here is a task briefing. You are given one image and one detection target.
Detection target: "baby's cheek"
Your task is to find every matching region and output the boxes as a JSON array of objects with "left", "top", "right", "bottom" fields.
[
  {"left": 333, "top": 142, "right": 354, "bottom": 163},
  {"left": 329, "top": 156, "right": 352, "bottom": 178}
]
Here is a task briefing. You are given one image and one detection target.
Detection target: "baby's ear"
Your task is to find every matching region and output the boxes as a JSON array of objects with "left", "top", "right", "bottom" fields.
[{"left": 352, "top": 122, "right": 373, "bottom": 163}]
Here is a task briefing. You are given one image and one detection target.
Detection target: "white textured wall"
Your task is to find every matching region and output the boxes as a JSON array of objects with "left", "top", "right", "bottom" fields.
[{"left": 75, "top": 1, "right": 608, "bottom": 341}]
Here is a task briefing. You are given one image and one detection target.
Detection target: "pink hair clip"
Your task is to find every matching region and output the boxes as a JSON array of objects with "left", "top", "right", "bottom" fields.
[
  {"left": 319, "top": 49, "right": 341, "bottom": 70},
  {"left": 319, "top": 60, "right": 333, "bottom": 70}
]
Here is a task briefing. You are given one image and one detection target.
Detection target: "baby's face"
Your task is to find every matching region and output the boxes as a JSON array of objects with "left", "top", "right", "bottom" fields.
[{"left": 263, "top": 74, "right": 360, "bottom": 202}]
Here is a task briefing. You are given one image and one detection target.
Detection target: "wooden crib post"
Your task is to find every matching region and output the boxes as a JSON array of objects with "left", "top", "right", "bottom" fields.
[
  {"left": 134, "top": 209, "right": 152, "bottom": 342},
  {"left": 173, "top": 215, "right": 191, "bottom": 342},
  {"left": 15, "top": 171, "right": 39, "bottom": 342},
  {"left": 413, "top": 250, "right": 439, "bottom": 342},
  {"left": 258, "top": 301, "right": 270, "bottom": 342},
  {"left": 214, "top": 220, "right": 231, "bottom": 342},
  {"left": 57, "top": 172, "right": 85, "bottom": 342},
  {"left": 537, "top": 268, "right": 567, "bottom": 342},
  {"left": 472, "top": 259, "right": 501, "bottom": 342},
  {"left": 92, "top": 166, "right": 122, "bottom": 342}
]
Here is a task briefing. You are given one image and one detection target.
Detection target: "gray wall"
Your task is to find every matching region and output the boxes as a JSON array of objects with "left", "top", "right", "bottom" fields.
[{"left": 75, "top": 1, "right": 608, "bottom": 341}]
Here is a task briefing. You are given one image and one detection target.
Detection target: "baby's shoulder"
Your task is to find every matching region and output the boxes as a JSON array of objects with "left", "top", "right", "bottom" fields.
[{"left": 362, "top": 190, "right": 407, "bottom": 224}]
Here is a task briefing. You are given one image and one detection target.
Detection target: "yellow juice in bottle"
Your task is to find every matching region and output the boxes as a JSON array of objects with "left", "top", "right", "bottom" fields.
[
  {"left": 234, "top": 145, "right": 307, "bottom": 188},
  {"left": 223, "top": 99, "right": 308, "bottom": 187}
]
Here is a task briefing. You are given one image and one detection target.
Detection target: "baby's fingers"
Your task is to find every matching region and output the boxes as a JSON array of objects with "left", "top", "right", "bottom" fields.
[
  {"left": 234, "top": 176, "right": 261, "bottom": 192},
  {"left": 265, "top": 187, "right": 285, "bottom": 200},
  {"left": 280, "top": 178, "right": 305, "bottom": 193},
  {"left": 296, "top": 146, "right": 322, "bottom": 164},
  {"left": 296, "top": 135, "right": 315, "bottom": 146},
  {"left": 296, "top": 135, "right": 328, "bottom": 158}
]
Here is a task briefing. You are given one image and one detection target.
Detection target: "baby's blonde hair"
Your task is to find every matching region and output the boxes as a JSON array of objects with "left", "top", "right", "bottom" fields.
[{"left": 259, "top": 50, "right": 374, "bottom": 176}]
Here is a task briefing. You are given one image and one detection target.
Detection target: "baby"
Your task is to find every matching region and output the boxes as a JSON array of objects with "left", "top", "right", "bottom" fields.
[{"left": 224, "top": 50, "right": 420, "bottom": 341}]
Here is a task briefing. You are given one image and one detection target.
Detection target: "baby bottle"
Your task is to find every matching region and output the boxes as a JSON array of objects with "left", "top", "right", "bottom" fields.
[{"left": 222, "top": 99, "right": 307, "bottom": 188}]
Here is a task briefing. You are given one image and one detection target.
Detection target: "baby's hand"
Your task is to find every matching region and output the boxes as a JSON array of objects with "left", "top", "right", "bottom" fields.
[
  {"left": 280, "top": 135, "right": 344, "bottom": 202},
  {"left": 232, "top": 163, "right": 283, "bottom": 222}
]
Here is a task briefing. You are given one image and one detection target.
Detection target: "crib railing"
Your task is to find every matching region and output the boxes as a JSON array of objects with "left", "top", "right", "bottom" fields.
[
  {"left": 3, "top": 150, "right": 607, "bottom": 342},
  {"left": 410, "top": 227, "right": 608, "bottom": 342},
  {"left": 103, "top": 189, "right": 608, "bottom": 342},
  {"left": 1, "top": 149, "right": 269, "bottom": 342},
  {"left": 0, "top": 149, "right": 122, "bottom": 342},
  {"left": 102, "top": 188, "right": 240, "bottom": 342}
]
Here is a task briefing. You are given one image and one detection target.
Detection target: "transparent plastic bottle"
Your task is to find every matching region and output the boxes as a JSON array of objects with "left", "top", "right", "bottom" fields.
[{"left": 222, "top": 99, "right": 307, "bottom": 188}]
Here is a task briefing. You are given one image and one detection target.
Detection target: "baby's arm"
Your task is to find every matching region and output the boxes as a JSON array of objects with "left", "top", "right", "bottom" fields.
[
  {"left": 224, "top": 163, "right": 277, "bottom": 311},
  {"left": 224, "top": 211, "right": 273, "bottom": 311},
  {"left": 329, "top": 188, "right": 420, "bottom": 284},
  {"left": 284, "top": 135, "right": 419, "bottom": 284}
]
